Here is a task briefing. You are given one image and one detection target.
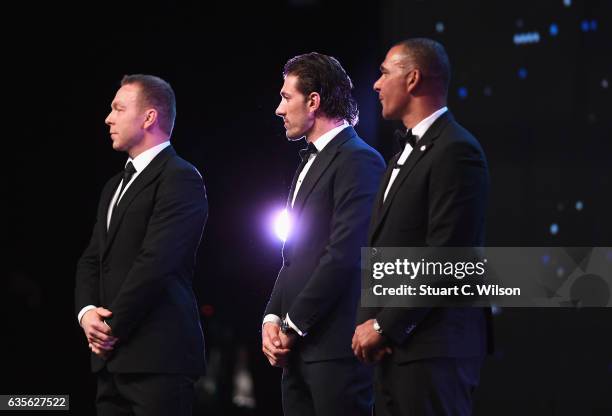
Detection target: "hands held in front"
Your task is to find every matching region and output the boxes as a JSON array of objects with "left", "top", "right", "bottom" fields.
[
  {"left": 262, "top": 322, "right": 296, "bottom": 368},
  {"left": 81, "top": 307, "right": 118, "bottom": 359},
  {"left": 352, "top": 319, "right": 392, "bottom": 364}
]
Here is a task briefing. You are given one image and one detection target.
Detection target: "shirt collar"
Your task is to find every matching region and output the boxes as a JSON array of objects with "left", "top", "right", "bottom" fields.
[
  {"left": 411, "top": 106, "right": 448, "bottom": 142},
  {"left": 311, "top": 120, "right": 350, "bottom": 152},
  {"left": 126, "top": 141, "right": 171, "bottom": 173}
]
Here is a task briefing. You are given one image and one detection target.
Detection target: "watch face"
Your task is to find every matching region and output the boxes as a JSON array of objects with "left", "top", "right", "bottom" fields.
[{"left": 373, "top": 321, "right": 382, "bottom": 333}]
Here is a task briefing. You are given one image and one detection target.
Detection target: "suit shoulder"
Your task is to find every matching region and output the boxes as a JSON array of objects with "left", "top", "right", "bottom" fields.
[
  {"left": 339, "top": 135, "right": 385, "bottom": 165},
  {"left": 164, "top": 154, "right": 205, "bottom": 181},
  {"left": 438, "top": 120, "right": 485, "bottom": 155}
]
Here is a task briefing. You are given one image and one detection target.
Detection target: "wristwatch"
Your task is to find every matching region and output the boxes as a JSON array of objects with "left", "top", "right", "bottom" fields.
[
  {"left": 281, "top": 318, "right": 297, "bottom": 335},
  {"left": 373, "top": 319, "right": 383, "bottom": 335}
]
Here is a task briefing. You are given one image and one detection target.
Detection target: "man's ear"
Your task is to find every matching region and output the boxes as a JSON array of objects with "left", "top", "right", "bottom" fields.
[
  {"left": 143, "top": 109, "right": 158, "bottom": 129},
  {"left": 405, "top": 68, "right": 421, "bottom": 94},
  {"left": 307, "top": 92, "right": 321, "bottom": 113}
]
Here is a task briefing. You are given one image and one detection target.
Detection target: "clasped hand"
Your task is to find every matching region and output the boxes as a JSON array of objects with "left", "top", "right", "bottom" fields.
[
  {"left": 262, "top": 323, "right": 296, "bottom": 368},
  {"left": 81, "top": 307, "right": 119, "bottom": 359}
]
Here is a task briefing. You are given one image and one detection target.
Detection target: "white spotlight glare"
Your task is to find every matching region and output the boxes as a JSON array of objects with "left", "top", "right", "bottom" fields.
[{"left": 274, "top": 209, "right": 292, "bottom": 242}]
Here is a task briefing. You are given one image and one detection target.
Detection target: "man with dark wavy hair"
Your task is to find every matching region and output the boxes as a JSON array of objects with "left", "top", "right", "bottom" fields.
[{"left": 262, "top": 52, "right": 385, "bottom": 415}]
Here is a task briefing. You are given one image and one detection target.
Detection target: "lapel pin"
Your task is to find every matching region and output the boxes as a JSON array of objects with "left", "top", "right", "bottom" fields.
[{"left": 420, "top": 145, "right": 426, "bottom": 151}]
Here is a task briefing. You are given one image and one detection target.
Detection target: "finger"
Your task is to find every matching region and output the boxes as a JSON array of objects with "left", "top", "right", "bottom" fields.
[
  {"left": 88, "top": 329, "right": 117, "bottom": 344},
  {"left": 90, "top": 322, "right": 114, "bottom": 336},
  {"left": 263, "top": 343, "right": 284, "bottom": 358},
  {"left": 264, "top": 350, "right": 278, "bottom": 365},
  {"left": 263, "top": 340, "right": 290, "bottom": 356},
  {"left": 360, "top": 346, "right": 370, "bottom": 363},
  {"left": 90, "top": 340, "right": 115, "bottom": 351},
  {"left": 262, "top": 340, "right": 278, "bottom": 356},
  {"left": 354, "top": 345, "right": 363, "bottom": 361},
  {"left": 96, "top": 307, "right": 113, "bottom": 318},
  {"left": 271, "top": 336, "right": 281, "bottom": 348}
]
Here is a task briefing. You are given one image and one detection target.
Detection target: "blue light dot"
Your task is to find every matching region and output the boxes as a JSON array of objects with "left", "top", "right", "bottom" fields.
[
  {"left": 550, "top": 223, "right": 559, "bottom": 235},
  {"left": 435, "top": 22, "right": 445, "bottom": 33},
  {"left": 458, "top": 87, "right": 468, "bottom": 99},
  {"left": 491, "top": 305, "right": 502, "bottom": 315},
  {"left": 590, "top": 20, "right": 597, "bottom": 31},
  {"left": 518, "top": 68, "right": 528, "bottom": 80},
  {"left": 549, "top": 23, "right": 559, "bottom": 36},
  {"left": 602, "top": 79, "right": 609, "bottom": 89},
  {"left": 581, "top": 20, "right": 590, "bottom": 32},
  {"left": 575, "top": 201, "right": 583, "bottom": 211},
  {"left": 541, "top": 254, "right": 551, "bottom": 265},
  {"left": 556, "top": 266, "right": 565, "bottom": 277},
  {"left": 563, "top": 0, "right": 571, "bottom": 7}
]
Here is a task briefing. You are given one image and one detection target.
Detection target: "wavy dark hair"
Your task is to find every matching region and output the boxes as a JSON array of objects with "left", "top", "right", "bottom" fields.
[
  {"left": 283, "top": 52, "right": 359, "bottom": 125},
  {"left": 121, "top": 74, "right": 176, "bottom": 135}
]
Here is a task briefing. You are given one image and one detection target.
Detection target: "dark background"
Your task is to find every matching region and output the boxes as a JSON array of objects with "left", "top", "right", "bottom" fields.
[{"left": 3, "top": 0, "right": 611, "bottom": 414}]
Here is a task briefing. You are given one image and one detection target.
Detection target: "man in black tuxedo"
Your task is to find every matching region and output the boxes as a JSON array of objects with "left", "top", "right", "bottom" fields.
[
  {"left": 74, "top": 74, "right": 207, "bottom": 416},
  {"left": 262, "top": 52, "right": 385, "bottom": 415},
  {"left": 352, "top": 39, "right": 491, "bottom": 415}
]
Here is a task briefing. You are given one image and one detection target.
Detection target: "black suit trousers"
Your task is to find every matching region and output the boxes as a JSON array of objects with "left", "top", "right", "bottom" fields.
[
  {"left": 374, "top": 356, "right": 483, "bottom": 416},
  {"left": 96, "top": 369, "right": 197, "bottom": 416},
  {"left": 282, "top": 355, "right": 373, "bottom": 416}
]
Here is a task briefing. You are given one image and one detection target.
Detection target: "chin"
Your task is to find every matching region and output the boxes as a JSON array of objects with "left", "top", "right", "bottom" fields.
[
  {"left": 286, "top": 130, "right": 305, "bottom": 141},
  {"left": 381, "top": 108, "right": 396, "bottom": 120}
]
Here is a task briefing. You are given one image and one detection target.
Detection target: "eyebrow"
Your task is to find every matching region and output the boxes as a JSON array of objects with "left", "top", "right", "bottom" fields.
[
  {"left": 280, "top": 91, "right": 290, "bottom": 98},
  {"left": 379, "top": 64, "right": 389, "bottom": 73},
  {"left": 111, "top": 102, "right": 124, "bottom": 109}
]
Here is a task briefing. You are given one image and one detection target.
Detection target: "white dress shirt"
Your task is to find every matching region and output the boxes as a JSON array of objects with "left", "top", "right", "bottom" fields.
[
  {"left": 382, "top": 107, "right": 448, "bottom": 202},
  {"left": 78, "top": 141, "right": 171, "bottom": 325},
  {"left": 291, "top": 121, "right": 349, "bottom": 207},
  {"left": 264, "top": 121, "right": 349, "bottom": 336}
]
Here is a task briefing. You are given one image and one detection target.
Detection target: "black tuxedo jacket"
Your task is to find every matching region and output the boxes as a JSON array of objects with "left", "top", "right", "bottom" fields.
[
  {"left": 265, "top": 126, "right": 386, "bottom": 362},
  {"left": 75, "top": 145, "right": 207, "bottom": 374},
  {"left": 359, "top": 111, "right": 492, "bottom": 363}
]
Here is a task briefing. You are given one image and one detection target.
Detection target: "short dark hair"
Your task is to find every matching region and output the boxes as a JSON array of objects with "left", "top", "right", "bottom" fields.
[
  {"left": 395, "top": 38, "right": 451, "bottom": 96},
  {"left": 121, "top": 74, "right": 176, "bottom": 135},
  {"left": 283, "top": 52, "right": 359, "bottom": 125}
]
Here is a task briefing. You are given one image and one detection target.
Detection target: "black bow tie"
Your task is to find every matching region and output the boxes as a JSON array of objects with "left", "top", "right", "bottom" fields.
[
  {"left": 394, "top": 129, "right": 417, "bottom": 148},
  {"left": 299, "top": 142, "right": 318, "bottom": 161}
]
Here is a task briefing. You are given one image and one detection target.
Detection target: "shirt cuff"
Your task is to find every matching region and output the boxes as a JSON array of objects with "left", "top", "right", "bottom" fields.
[
  {"left": 262, "top": 314, "right": 282, "bottom": 328},
  {"left": 285, "top": 314, "right": 306, "bottom": 337},
  {"left": 78, "top": 305, "right": 97, "bottom": 326}
]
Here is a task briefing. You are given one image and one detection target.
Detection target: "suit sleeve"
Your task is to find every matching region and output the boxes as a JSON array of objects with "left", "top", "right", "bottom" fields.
[
  {"left": 74, "top": 217, "right": 102, "bottom": 316},
  {"left": 287, "top": 148, "right": 386, "bottom": 334},
  {"left": 376, "top": 139, "right": 489, "bottom": 345},
  {"left": 263, "top": 270, "right": 283, "bottom": 317},
  {"left": 107, "top": 165, "right": 208, "bottom": 341}
]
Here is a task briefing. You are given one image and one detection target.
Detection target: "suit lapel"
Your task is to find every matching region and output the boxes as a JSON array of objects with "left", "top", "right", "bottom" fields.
[
  {"left": 290, "top": 126, "right": 355, "bottom": 215},
  {"left": 367, "top": 152, "right": 400, "bottom": 242},
  {"left": 102, "top": 146, "right": 176, "bottom": 259},
  {"left": 98, "top": 173, "right": 123, "bottom": 240},
  {"left": 369, "top": 112, "right": 453, "bottom": 242}
]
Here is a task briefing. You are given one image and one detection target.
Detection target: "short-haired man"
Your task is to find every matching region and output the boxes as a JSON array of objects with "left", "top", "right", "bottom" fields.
[
  {"left": 353, "top": 39, "right": 491, "bottom": 416},
  {"left": 75, "top": 74, "right": 207, "bottom": 416}
]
